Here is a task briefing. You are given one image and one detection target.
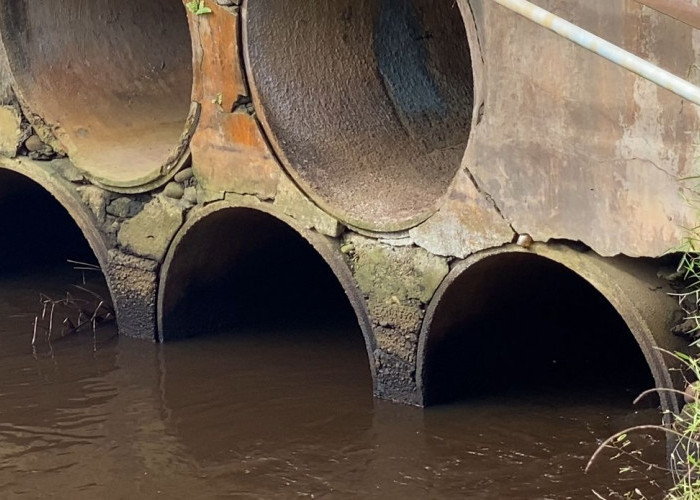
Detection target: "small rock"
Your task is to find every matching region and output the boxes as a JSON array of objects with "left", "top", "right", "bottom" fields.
[
  {"left": 25, "top": 133, "right": 55, "bottom": 160},
  {"left": 0, "top": 105, "right": 22, "bottom": 157},
  {"left": 107, "top": 197, "right": 144, "bottom": 218},
  {"left": 516, "top": 233, "right": 534, "bottom": 248},
  {"left": 163, "top": 182, "right": 185, "bottom": 199},
  {"left": 183, "top": 186, "right": 198, "bottom": 204},
  {"left": 78, "top": 185, "right": 109, "bottom": 223},
  {"left": 174, "top": 167, "right": 194, "bottom": 183},
  {"left": 51, "top": 158, "right": 85, "bottom": 183},
  {"left": 24, "top": 134, "right": 45, "bottom": 152},
  {"left": 117, "top": 197, "right": 184, "bottom": 261}
]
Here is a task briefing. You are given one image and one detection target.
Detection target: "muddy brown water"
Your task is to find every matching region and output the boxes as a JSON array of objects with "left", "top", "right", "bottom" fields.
[{"left": 0, "top": 270, "right": 671, "bottom": 499}]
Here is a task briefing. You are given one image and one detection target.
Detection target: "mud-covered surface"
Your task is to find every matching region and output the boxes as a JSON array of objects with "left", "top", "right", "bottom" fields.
[
  {"left": 341, "top": 233, "right": 449, "bottom": 403},
  {"left": 0, "top": 268, "right": 673, "bottom": 499}
]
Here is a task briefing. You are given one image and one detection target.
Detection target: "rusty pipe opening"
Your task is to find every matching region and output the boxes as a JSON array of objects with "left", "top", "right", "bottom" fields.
[
  {"left": 243, "top": 0, "right": 475, "bottom": 231},
  {"left": 419, "top": 252, "right": 667, "bottom": 408},
  {"left": 0, "top": 1, "right": 194, "bottom": 191}
]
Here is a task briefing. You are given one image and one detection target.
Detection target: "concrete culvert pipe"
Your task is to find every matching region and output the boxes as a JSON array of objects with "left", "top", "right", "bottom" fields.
[
  {"left": 0, "top": 170, "right": 96, "bottom": 270},
  {"left": 0, "top": 0, "right": 194, "bottom": 191},
  {"left": 243, "top": 0, "right": 476, "bottom": 231},
  {"left": 417, "top": 244, "right": 688, "bottom": 417},
  {"left": 0, "top": 162, "right": 110, "bottom": 272},
  {"left": 158, "top": 202, "right": 377, "bottom": 381}
]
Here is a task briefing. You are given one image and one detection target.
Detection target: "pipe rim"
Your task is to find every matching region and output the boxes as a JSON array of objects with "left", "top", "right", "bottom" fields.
[
  {"left": 242, "top": 0, "right": 480, "bottom": 232},
  {"left": 0, "top": 0, "right": 196, "bottom": 192}
]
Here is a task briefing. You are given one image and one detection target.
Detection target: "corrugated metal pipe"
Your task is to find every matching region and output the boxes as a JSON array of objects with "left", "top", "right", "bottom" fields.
[{"left": 489, "top": 0, "right": 700, "bottom": 106}]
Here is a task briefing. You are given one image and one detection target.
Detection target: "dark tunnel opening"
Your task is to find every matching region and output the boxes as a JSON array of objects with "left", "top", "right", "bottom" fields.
[
  {"left": 161, "top": 208, "right": 366, "bottom": 339},
  {"left": 0, "top": 170, "right": 97, "bottom": 275},
  {"left": 421, "top": 253, "right": 657, "bottom": 407},
  {"left": 0, "top": 169, "right": 114, "bottom": 353},
  {"left": 159, "top": 207, "right": 375, "bottom": 428}
]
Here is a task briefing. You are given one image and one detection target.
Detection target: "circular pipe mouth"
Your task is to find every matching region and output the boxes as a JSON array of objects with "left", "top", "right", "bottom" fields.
[
  {"left": 243, "top": 0, "right": 475, "bottom": 231},
  {"left": 158, "top": 202, "right": 377, "bottom": 383},
  {"left": 0, "top": 0, "right": 194, "bottom": 191},
  {"left": 0, "top": 170, "right": 97, "bottom": 269},
  {"left": 0, "top": 163, "right": 110, "bottom": 271},
  {"left": 418, "top": 249, "right": 678, "bottom": 410}
]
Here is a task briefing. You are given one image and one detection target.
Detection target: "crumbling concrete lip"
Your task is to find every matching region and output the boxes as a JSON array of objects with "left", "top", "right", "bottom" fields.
[
  {"left": 0, "top": 0, "right": 196, "bottom": 192},
  {"left": 242, "top": 0, "right": 478, "bottom": 232}
]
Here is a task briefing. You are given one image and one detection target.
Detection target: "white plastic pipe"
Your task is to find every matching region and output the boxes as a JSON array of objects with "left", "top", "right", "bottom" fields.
[{"left": 490, "top": 0, "right": 700, "bottom": 106}]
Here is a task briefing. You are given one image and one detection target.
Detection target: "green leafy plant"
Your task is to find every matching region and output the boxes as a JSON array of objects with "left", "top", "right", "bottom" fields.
[
  {"left": 212, "top": 92, "right": 223, "bottom": 108},
  {"left": 186, "top": 0, "right": 212, "bottom": 15},
  {"left": 586, "top": 157, "right": 700, "bottom": 498},
  {"left": 587, "top": 348, "right": 700, "bottom": 499}
]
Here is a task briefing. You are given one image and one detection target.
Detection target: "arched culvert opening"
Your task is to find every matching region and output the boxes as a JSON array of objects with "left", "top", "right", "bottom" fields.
[
  {"left": 158, "top": 203, "right": 376, "bottom": 389},
  {"left": 0, "top": 169, "right": 99, "bottom": 272},
  {"left": 419, "top": 251, "right": 670, "bottom": 408},
  {"left": 0, "top": 1, "right": 194, "bottom": 191},
  {"left": 243, "top": 0, "right": 476, "bottom": 231},
  {"left": 0, "top": 167, "right": 115, "bottom": 345}
]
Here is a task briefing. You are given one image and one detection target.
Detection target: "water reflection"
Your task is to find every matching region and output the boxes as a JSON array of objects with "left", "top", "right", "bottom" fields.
[{"left": 0, "top": 272, "right": 671, "bottom": 498}]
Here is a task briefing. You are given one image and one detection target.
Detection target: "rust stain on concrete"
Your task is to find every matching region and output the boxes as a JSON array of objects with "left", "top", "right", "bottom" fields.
[{"left": 188, "top": 3, "right": 280, "bottom": 199}]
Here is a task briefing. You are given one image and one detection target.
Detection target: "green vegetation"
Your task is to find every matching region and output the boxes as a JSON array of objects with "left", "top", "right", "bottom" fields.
[
  {"left": 587, "top": 242, "right": 700, "bottom": 498},
  {"left": 585, "top": 165, "right": 700, "bottom": 497},
  {"left": 186, "top": 1, "right": 212, "bottom": 16}
]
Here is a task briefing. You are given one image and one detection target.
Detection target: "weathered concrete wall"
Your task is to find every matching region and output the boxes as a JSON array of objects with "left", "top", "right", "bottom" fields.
[
  {"left": 437, "top": 0, "right": 700, "bottom": 257},
  {"left": 0, "top": 46, "right": 24, "bottom": 158}
]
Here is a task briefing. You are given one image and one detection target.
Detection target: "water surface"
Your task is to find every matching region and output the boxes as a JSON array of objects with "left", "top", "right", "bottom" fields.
[{"left": 0, "top": 271, "right": 670, "bottom": 499}]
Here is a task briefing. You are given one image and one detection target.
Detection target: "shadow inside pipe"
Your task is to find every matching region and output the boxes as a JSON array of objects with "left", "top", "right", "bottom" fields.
[
  {"left": 161, "top": 208, "right": 365, "bottom": 339},
  {"left": 0, "top": 168, "right": 116, "bottom": 358},
  {"left": 0, "top": 170, "right": 97, "bottom": 274},
  {"left": 158, "top": 208, "right": 374, "bottom": 458},
  {"left": 422, "top": 253, "right": 657, "bottom": 407}
]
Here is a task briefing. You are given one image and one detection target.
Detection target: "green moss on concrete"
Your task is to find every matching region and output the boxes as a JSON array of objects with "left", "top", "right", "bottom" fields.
[
  {"left": 273, "top": 175, "right": 344, "bottom": 237},
  {"left": 343, "top": 233, "right": 448, "bottom": 363},
  {"left": 118, "top": 196, "right": 184, "bottom": 261}
]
